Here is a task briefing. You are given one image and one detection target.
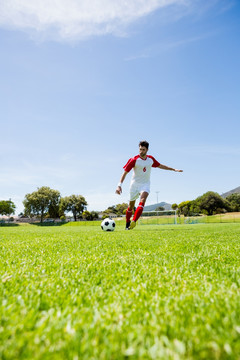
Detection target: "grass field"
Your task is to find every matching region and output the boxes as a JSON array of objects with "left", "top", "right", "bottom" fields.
[{"left": 1, "top": 223, "right": 240, "bottom": 359}]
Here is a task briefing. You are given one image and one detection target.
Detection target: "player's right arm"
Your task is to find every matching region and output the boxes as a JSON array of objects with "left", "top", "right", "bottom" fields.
[
  {"left": 115, "top": 157, "right": 136, "bottom": 195},
  {"left": 115, "top": 171, "right": 128, "bottom": 195}
]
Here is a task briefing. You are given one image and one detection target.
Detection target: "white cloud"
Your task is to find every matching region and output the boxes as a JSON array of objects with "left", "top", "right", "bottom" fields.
[{"left": 0, "top": 0, "right": 187, "bottom": 41}]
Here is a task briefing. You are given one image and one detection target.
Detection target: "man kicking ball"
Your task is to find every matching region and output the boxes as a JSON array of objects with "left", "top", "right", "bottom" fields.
[{"left": 115, "top": 140, "right": 183, "bottom": 230}]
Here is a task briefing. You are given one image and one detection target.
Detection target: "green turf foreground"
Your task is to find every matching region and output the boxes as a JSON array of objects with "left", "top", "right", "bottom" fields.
[{"left": 0, "top": 223, "right": 240, "bottom": 359}]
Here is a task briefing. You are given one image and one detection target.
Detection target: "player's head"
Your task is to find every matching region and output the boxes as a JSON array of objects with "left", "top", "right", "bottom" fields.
[
  {"left": 139, "top": 140, "right": 149, "bottom": 149},
  {"left": 139, "top": 140, "right": 149, "bottom": 158}
]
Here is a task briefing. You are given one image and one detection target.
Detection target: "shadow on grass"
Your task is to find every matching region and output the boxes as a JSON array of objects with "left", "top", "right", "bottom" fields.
[{"left": 0, "top": 223, "right": 20, "bottom": 227}]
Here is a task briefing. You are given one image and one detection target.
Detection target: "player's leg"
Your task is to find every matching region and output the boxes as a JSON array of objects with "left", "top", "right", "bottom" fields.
[
  {"left": 126, "top": 200, "right": 135, "bottom": 229},
  {"left": 126, "top": 184, "right": 139, "bottom": 229},
  {"left": 130, "top": 192, "right": 149, "bottom": 229}
]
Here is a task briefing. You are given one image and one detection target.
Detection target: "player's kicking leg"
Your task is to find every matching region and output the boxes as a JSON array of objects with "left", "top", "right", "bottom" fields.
[{"left": 129, "top": 192, "right": 148, "bottom": 230}]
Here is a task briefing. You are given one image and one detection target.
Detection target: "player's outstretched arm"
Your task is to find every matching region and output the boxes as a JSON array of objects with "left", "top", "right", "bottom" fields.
[
  {"left": 115, "top": 171, "right": 128, "bottom": 195},
  {"left": 158, "top": 164, "right": 183, "bottom": 172}
]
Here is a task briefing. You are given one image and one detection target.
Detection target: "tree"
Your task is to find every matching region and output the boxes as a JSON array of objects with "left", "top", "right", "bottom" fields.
[
  {"left": 155, "top": 206, "right": 164, "bottom": 211},
  {"left": 226, "top": 193, "right": 240, "bottom": 212},
  {"left": 171, "top": 203, "right": 178, "bottom": 210},
  {"left": 102, "top": 209, "right": 115, "bottom": 219},
  {"left": 0, "top": 200, "right": 16, "bottom": 216},
  {"left": 48, "top": 201, "right": 62, "bottom": 219},
  {"left": 115, "top": 203, "right": 128, "bottom": 216},
  {"left": 82, "top": 210, "right": 92, "bottom": 220},
  {"left": 103, "top": 203, "right": 128, "bottom": 218},
  {"left": 189, "top": 200, "right": 200, "bottom": 215},
  {"left": 23, "top": 186, "right": 61, "bottom": 223},
  {"left": 194, "top": 191, "right": 228, "bottom": 215},
  {"left": 90, "top": 211, "right": 99, "bottom": 220},
  {"left": 60, "top": 195, "right": 87, "bottom": 221},
  {"left": 178, "top": 200, "right": 192, "bottom": 217},
  {"left": 105, "top": 206, "right": 118, "bottom": 214},
  {"left": 82, "top": 210, "right": 98, "bottom": 221}
]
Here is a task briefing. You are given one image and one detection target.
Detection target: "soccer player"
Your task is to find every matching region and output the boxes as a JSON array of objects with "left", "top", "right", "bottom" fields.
[{"left": 115, "top": 140, "right": 183, "bottom": 230}]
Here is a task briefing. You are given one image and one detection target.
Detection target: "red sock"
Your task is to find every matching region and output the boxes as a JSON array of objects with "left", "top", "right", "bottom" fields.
[
  {"left": 133, "top": 202, "right": 144, "bottom": 222},
  {"left": 126, "top": 207, "right": 133, "bottom": 223}
]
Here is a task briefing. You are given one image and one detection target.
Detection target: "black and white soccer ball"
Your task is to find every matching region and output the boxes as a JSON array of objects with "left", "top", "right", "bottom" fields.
[{"left": 101, "top": 218, "right": 116, "bottom": 231}]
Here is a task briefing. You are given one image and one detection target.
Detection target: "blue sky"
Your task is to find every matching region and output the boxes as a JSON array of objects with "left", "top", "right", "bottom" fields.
[{"left": 0, "top": 0, "right": 240, "bottom": 214}]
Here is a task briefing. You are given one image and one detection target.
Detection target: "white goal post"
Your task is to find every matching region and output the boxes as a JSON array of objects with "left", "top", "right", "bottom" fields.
[{"left": 139, "top": 209, "right": 177, "bottom": 225}]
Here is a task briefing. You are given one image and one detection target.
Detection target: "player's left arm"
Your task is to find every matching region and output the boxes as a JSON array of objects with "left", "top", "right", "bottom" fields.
[
  {"left": 158, "top": 164, "right": 183, "bottom": 172},
  {"left": 149, "top": 155, "right": 183, "bottom": 172}
]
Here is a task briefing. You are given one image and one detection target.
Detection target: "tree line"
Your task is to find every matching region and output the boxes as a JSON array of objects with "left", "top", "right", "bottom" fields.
[
  {"left": 0, "top": 186, "right": 129, "bottom": 223},
  {"left": 0, "top": 187, "right": 90, "bottom": 223},
  {"left": 172, "top": 191, "right": 240, "bottom": 217},
  {"left": 1, "top": 188, "right": 240, "bottom": 222}
]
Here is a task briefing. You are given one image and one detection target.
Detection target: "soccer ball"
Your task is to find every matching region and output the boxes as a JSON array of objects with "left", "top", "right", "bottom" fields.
[{"left": 101, "top": 218, "right": 116, "bottom": 231}]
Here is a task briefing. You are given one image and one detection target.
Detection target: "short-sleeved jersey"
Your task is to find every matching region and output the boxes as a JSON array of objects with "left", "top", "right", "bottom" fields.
[{"left": 123, "top": 155, "right": 160, "bottom": 185}]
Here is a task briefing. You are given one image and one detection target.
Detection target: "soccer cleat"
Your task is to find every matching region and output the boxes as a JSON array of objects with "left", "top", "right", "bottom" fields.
[{"left": 129, "top": 221, "right": 136, "bottom": 230}]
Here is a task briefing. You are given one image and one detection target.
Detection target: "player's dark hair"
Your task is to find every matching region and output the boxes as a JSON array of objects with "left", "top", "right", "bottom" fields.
[{"left": 139, "top": 140, "right": 149, "bottom": 149}]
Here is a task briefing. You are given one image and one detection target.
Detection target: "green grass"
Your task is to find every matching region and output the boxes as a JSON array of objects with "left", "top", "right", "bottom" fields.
[{"left": 1, "top": 223, "right": 240, "bottom": 359}]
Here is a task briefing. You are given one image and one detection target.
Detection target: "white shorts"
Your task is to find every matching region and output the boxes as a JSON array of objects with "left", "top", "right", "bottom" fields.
[{"left": 129, "top": 182, "right": 150, "bottom": 201}]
